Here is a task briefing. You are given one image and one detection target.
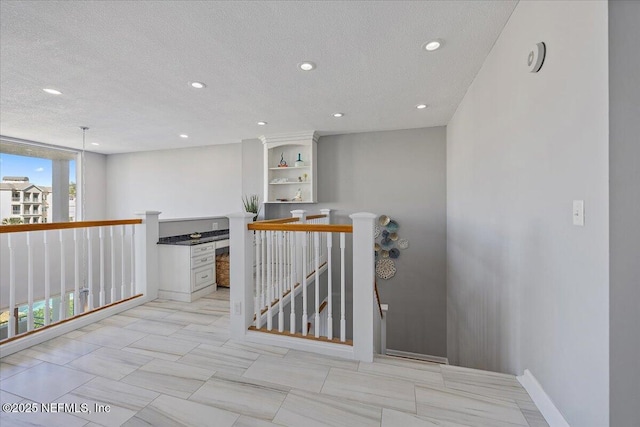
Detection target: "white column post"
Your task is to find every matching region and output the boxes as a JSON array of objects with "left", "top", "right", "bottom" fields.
[
  {"left": 349, "top": 212, "right": 376, "bottom": 363},
  {"left": 134, "top": 211, "right": 161, "bottom": 300},
  {"left": 320, "top": 208, "right": 332, "bottom": 224},
  {"left": 228, "top": 212, "right": 255, "bottom": 339}
]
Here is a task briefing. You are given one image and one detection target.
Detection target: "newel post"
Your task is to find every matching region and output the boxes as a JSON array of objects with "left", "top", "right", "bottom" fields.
[
  {"left": 320, "top": 208, "right": 332, "bottom": 224},
  {"left": 350, "top": 212, "right": 377, "bottom": 362},
  {"left": 134, "top": 211, "right": 161, "bottom": 300},
  {"left": 228, "top": 212, "right": 255, "bottom": 339}
]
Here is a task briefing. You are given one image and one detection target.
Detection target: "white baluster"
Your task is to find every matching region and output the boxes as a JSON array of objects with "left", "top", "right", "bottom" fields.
[
  {"left": 327, "top": 231, "right": 333, "bottom": 340},
  {"left": 266, "top": 230, "right": 272, "bottom": 330},
  {"left": 261, "top": 230, "right": 266, "bottom": 309},
  {"left": 340, "top": 232, "right": 346, "bottom": 342},
  {"left": 314, "top": 232, "right": 320, "bottom": 338},
  {"left": 121, "top": 225, "right": 126, "bottom": 299},
  {"left": 26, "top": 232, "right": 33, "bottom": 331},
  {"left": 290, "top": 231, "right": 296, "bottom": 334},
  {"left": 110, "top": 227, "right": 116, "bottom": 303},
  {"left": 255, "top": 231, "right": 262, "bottom": 328},
  {"left": 278, "top": 231, "right": 284, "bottom": 332},
  {"left": 44, "top": 231, "right": 50, "bottom": 326},
  {"left": 130, "top": 224, "right": 135, "bottom": 296},
  {"left": 99, "top": 227, "right": 105, "bottom": 307},
  {"left": 87, "top": 228, "right": 94, "bottom": 310},
  {"left": 302, "top": 232, "right": 308, "bottom": 336},
  {"left": 7, "top": 235, "right": 16, "bottom": 338},
  {"left": 60, "top": 230, "right": 67, "bottom": 320},
  {"left": 73, "top": 229, "right": 80, "bottom": 315}
]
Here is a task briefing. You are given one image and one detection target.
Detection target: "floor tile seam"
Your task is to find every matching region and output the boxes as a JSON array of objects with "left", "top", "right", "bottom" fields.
[{"left": 441, "top": 377, "right": 523, "bottom": 407}]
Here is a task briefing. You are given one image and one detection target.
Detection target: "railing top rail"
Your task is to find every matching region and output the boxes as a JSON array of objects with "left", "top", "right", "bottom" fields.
[
  {"left": 375, "top": 281, "right": 384, "bottom": 318},
  {"left": 0, "top": 219, "right": 142, "bottom": 234},
  {"left": 248, "top": 222, "right": 352, "bottom": 233},
  {"left": 254, "top": 217, "right": 301, "bottom": 224},
  {"left": 306, "top": 214, "right": 327, "bottom": 220}
]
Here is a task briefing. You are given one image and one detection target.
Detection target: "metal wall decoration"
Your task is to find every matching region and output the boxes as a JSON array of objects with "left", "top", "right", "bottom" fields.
[{"left": 374, "top": 214, "right": 409, "bottom": 280}]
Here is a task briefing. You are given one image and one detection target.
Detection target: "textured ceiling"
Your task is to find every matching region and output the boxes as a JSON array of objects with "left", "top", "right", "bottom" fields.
[{"left": 0, "top": 1, "right": 516, "bottom": 154}]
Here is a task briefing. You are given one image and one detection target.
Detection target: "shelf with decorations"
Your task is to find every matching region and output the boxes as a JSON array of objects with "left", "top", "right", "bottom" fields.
[{"left": 261, "top": 131, "right": 318, "bottom": 203}]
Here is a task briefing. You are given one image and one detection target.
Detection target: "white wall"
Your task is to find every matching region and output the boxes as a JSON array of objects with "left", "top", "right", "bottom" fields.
[
  {"left": 81, "top": 151, "right": 107, "bottom": 220},
  {"left": 447, "top": 1, "right": 608, "bottom": 426},
  {"left": 106, "top": 143, "right": 243, "bottom": 219}
]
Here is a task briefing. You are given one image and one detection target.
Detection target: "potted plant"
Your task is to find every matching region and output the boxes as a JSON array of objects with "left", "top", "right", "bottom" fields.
[{"left": 242, "top": 194, "right": 261, "bottom": 221}]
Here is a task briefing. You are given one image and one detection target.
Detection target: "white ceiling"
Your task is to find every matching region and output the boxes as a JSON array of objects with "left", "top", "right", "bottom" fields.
[{"left": 0, "top": 0, "right": 516, "bottom": 154}]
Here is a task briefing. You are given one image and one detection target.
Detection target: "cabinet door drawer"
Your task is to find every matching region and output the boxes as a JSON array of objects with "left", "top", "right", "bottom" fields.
[
  {"left": 216, "top": 239, "right": 229, "bottom": 249},
  {"left": 192, "top": 265, "right": 215, "bottom": 290},
  {"left": 192, "top": 254, "right": 214, "bottom": 269},
  {"left": 191, "top": 243, "right": 215, "bottom": 257}
]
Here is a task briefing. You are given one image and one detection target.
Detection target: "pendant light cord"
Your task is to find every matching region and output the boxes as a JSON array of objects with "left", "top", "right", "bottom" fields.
[{"left": 80, "top": 126, "right": 89, "bottom": 308}]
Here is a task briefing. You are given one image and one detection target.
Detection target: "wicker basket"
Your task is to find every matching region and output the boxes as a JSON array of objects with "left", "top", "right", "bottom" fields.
[{"left": 216, "top": 253, "right": 230, "bottom": 287}]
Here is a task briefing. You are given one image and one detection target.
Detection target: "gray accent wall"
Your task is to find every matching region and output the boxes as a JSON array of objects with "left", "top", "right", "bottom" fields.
[
  {"left": 609, "top": 1, "right": 640, "bottom": 425},
  {"left": 263, "top": 127, "right": 447, "bottom": 357},
  {"left": 446, "top": 2, "right": 609, "bottom": 426}
]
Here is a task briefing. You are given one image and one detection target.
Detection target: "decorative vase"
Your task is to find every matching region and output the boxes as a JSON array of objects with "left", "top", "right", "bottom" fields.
[{"left": 295, "top": 153, "right": 304, "bottom": 167}]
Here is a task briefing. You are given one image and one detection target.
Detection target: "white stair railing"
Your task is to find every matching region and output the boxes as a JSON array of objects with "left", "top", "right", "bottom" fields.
[
  {"left": 229, "top": 210, "right": 379, "bottom": 362},
  {"left": 0, "top": 212, "right": 160, "bottom": 348}
]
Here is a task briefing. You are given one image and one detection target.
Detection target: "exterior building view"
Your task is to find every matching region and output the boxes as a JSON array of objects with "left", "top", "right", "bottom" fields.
[
  {"left": 0, "top": 177, "right": 51, "bottom": 224},
  {"left": 0, "top": 1, "right": 638, "bottom": 427}
]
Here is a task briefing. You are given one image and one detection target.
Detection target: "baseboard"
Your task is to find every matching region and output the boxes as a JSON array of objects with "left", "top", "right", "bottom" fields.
[
  {"left": 385, "top": 349, "right": 449, "bottom": 365},
  {"left": 517, "top": 369, "right": 570, "bottom": 427},
  {"left": 0, "top": 296, "right": 150, "bottom": 358}
]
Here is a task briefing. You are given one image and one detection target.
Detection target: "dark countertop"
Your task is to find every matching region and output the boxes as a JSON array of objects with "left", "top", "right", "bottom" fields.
[{"left": 157, "top": 229, "right": 229, "bottom": 246}]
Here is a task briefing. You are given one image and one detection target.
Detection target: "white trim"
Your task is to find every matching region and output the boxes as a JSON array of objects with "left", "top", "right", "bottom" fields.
[
  {"left": 0, "top": 296, "right": 150, "bottom": 358},
  {"left": 259, "top": 130, "right": 319, "bottom": 145},
  {"left": 385, "top": 349, "right": 449, "bottom": 365},
  {"left": 517, "top": 369, "right": 570, "bottom": 427},
  {"left": 244, "top": 329, "right": 355, "bottom": 360}
]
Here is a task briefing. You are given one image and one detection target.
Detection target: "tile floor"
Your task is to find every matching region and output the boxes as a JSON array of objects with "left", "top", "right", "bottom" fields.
[{"left": 0, "top": 289, "right": 548, "bottom": 426}]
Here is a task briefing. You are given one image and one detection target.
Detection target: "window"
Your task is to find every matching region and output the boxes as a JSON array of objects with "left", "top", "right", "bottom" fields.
[{"left": 1, "top": 138, "right": 77, "bottom": 225}]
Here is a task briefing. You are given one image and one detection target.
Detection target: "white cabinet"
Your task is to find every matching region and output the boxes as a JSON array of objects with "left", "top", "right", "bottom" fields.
[
  {"left": 158, "top": 241, "right": 217, "bottom": 302},
  {"left": 261, "top": 131, "right": 318, "bottom": 204}
]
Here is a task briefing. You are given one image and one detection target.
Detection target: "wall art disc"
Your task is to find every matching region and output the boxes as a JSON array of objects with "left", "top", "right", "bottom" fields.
[
  {"left": 378, "top": 215, "right": 391, "bottom": 226},
  {"left": 376, "top": 258, "right": 396, "bottom": 280},
  {"left": 389, "top": 248, "right": 400, "bottom": 259},
  {"left": 398, "top": 238, "right": 409, "bottom": 249}
]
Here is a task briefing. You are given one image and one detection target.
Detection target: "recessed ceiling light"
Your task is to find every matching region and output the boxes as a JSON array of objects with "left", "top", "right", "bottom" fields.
[
  {"left": 257, "top": 121, "right": 268, "bottom": 126},
  {"left": 43, "top": 88, "right": 62, "bottom": 95},
  {"left": 179, "top": 134, "right": 189, "bottom": 138},
  {"left": 298, "top": 61, "right": 316, "bottom": 71},
  {"left": 416, "top": 104, "right": 428, "bottom": 109},
  {"left": 190, "top": 81, "right": 206, "bottom": 89},
  {"left": 423, "top": 39, "right": 443, "bottom": 52},
  {"left": 332, "top": 113, "right": 344, "bottom": 118},
  {"left": 91, "top": 142, "right": 100, "bottom": 146}
]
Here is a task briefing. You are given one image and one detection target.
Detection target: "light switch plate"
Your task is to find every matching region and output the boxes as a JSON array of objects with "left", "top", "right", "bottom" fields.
[
  {"left": 212, "top": 222, "right": 218, "bottom": 230},
  {"left": 233, "top": 301, "right": 242, "bottom": 315},
  {"left": 573, "top": 200, "right": 584, "bottom": 226}
]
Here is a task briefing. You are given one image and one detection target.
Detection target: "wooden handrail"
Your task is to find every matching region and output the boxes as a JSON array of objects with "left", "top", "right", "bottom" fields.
[
  {"left": 306, "top": 214, "right": 327, "bottom": 220},
  {"left": 0, "top": 219, "right": 142, "bottom": 234},
  {"left": 248, "top": 223, "right": 352, "bottom": 233},
  {"left": 253, "top": 217, "right": 301, "bottom": 224},
  {"left": 374, "top": 281, "right": 384, "bottom": 318}
]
